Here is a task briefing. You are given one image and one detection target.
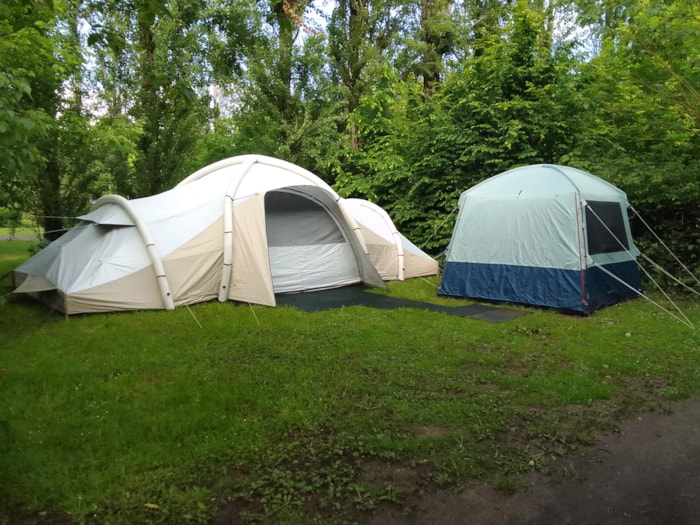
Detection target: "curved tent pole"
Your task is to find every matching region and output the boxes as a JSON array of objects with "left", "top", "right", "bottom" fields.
[
  {"left": 218, "top": 157, "right": 259, "bottom": 302},
  {"left": 176, "top": 154, "right": 340, "bottom": 198},
  {"left": 176, "top": 156, "right": 251, "bottom": 186},
  {"left": 349, "top": 200, "right": 404, "bottom": 280},
  {"left": 89, "top": 195, "right": 175, "bottom": 310},
  {"left": 551, "top": 164, "right": 625, "bottom": 195},
  {"left": 394, "top": 231, "right": 405, "bottom": 281},
  {"left": 339, "top": 201, "right": 370, "bottom": 255},
  {"left": 280, "top": 187, "right": 385, "bottom": 289},
  {"left": 374, "top": 203, "right": 405, "bottom": 281}
]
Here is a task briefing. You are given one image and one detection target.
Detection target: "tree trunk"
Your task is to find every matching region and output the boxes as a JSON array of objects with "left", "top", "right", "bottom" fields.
[{"left": 39, "top": 144, "right": 64, "bottom": 242}]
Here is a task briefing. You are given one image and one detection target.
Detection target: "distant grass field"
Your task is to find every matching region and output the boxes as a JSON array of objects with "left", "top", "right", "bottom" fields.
[
  {"left": 1, "top": 240, "right": 698, "bottom": 524},
  {"left": 0, "top": 224, "right": 42, "bottom": 240}
]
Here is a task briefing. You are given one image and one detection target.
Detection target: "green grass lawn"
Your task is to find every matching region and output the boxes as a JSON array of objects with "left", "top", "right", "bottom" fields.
[{"left": 1, "top": 240, "right": 699, "bottom": 524}]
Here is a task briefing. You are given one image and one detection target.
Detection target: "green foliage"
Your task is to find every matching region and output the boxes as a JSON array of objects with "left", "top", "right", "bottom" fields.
[
  {"left": 0, "top": 207, "right": 22, "bottom": 234},
  {"left": 229, "top": 28, "right": 348, "bottom": 182},
  {"left": 175, "top": 120, "right": 238, "bottom": 183},
  {"left": 566, "top": 0, "right": 700, "bottom": 287},
  {"left": 0, "top": 0, "right": 56, "bottom": 208},
  {"left": 128, "top": 0, "right": 215, "bottom": 196},
  {"left": 338, "top": 3, "right": 585, "bottom": 254}
]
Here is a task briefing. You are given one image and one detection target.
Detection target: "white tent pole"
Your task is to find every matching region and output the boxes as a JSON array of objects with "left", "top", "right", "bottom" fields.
[
  {"left": 218, "top": 158, "right": 258, "bottom": 302},
  {"left": 346, "top": 199, "right": 404, "bottom": 280},
  {"left": 393, "top": 230, "right": 405, "bottom": 281},
  {"left": 368, "top": 202, "right": 404, "bottom": 280},
  {"left": 340, "top": 202, "right": 369, "bottom": 254},
  {"left": 176, "top": 156, "right": 249, "bottom": 186},
  {"left": 177, "top": 154, "right": 340, "bottom": 197},
  {"left": 89, "top": 195, "right": 175, "bottom": 310}
]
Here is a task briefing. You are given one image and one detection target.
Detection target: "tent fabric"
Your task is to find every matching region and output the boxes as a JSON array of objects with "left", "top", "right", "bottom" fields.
[
  {"left": 13, "top": 155, "right": 386, "bottom": 314},
  {"left": 343, "top": 198, "right": 439, "bottom": 280},
  {"left": 438, "top": 164, "right": 643, "bottom": 314}
]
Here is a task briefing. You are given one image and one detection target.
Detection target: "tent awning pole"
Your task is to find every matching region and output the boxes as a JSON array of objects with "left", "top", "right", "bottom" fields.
[{"left": 89, "top": 195, "right": 175, "bottom": 310}]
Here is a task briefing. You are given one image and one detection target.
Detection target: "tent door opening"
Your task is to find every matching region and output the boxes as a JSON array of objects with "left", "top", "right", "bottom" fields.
[{"left": 264, "top": 190, "right": 362, "bottom": 293}]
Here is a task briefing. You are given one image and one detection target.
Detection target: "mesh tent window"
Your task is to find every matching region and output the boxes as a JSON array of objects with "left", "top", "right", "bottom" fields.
[{"left": 586, "top": 200, "right": 630, "bottom": 255}]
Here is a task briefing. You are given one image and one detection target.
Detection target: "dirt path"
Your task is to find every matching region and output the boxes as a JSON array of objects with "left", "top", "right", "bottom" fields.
[{"left": 369, "top": 397, "right": 700, "bottom": 524}]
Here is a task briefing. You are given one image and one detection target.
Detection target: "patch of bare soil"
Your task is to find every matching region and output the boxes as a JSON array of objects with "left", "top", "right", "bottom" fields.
[{"left": 364, "top": 397, "right": 700, "bottom": 525}]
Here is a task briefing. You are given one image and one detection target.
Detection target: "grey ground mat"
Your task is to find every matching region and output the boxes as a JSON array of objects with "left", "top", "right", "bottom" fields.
[{"left": 275, "top": 285, "right": 528, "bottom": 323}]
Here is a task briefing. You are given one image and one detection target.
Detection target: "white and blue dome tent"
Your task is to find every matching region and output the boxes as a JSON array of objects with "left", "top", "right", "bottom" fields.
[{"left": 438, "top": 164, "right": 643, "bottom": 314}]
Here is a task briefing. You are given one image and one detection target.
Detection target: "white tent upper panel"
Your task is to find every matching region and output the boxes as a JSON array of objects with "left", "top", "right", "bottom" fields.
[
  {"left": 176, "top": 155, "right": 338, "bottom": 199},
  {"left": 76, "top": 155, "right": 342, "bottom": 259},
  {"left": 464, "top": 164, "right": 628, "bottom": 203},
  {"left": 75, "top": 155, "right": 337, "bottom": 232},
  {"left": 344, "top": 198, "right": 398, "bottom": 243}
]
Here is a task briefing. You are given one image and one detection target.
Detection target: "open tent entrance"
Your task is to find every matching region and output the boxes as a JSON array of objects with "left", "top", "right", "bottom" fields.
[{"left": 264, "top": 189, "right": 362, "bottom": 293}]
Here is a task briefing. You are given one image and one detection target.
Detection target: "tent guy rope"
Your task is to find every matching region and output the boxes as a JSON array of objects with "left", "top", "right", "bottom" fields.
[
  {"left": 586, "top": 203, "right": 696, "bottom": 329},
  {"left": 631, "top": 206, "right": 700, "bottom": 288},
  {"left": 595, "top": 263, "right": 695, "bottom": 329}
]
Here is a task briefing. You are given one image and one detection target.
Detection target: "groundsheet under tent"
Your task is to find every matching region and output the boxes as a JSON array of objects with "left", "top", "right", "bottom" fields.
[{"left": 272, "top": 285, "right": 528, "bottom": 323}]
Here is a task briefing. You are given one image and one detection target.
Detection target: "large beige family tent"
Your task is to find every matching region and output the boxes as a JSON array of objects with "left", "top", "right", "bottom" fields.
[
  {"left": 344, "top": 198, "right": 439, "bottom": 280},
  {"left": 13, "top": 155, "right": 387, "bottom": 314}
]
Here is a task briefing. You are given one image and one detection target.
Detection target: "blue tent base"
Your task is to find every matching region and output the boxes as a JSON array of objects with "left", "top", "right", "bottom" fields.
[{"left": 438, "top": 260, "right": 642, "bottom": 315}]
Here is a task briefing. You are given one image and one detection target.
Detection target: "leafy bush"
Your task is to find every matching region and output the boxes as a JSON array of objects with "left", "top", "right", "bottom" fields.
[{"left": 0, "top": 206, "right": 21, "bottom": 234}]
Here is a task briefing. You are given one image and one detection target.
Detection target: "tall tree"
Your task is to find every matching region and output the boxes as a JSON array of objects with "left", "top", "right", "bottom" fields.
[
  {"left": 467, "top": 0, "right": 509, "bottom": 58},
  {"left": 86, "top": 0, "right": 214, "bottom": 197},
  {"left": 225, "top": 0, "right": 347, "bottom": 180},
  {"left": 0, "top": 0, "right": 53, "bottom": 215},
  {"left": 132, "top": 0, "right": 211, "bottom": 195},
  {"left": 572, "top": 0, "right": 630, "bottom": 55},
  {"left": 329, "top": 0, "right": 401, "bottom": 150},
  {"left": 419, "top": 0, "right": 454, "bottom": 96},
  {"left": 0, "top": 0, "right": 81, "bottom": 240},
  {"left": 342, "top": 0, "right": 584, "bottom": 251}
]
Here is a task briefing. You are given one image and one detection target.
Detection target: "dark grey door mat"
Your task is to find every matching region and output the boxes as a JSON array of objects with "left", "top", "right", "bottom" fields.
[{"left": 275, "top": 285, "right": 528, "bottom": 323}]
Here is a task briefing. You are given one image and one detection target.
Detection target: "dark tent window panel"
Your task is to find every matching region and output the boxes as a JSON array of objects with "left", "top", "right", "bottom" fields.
[{"left": 586, "top": 201, "right": 630, "bottom": 254}]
